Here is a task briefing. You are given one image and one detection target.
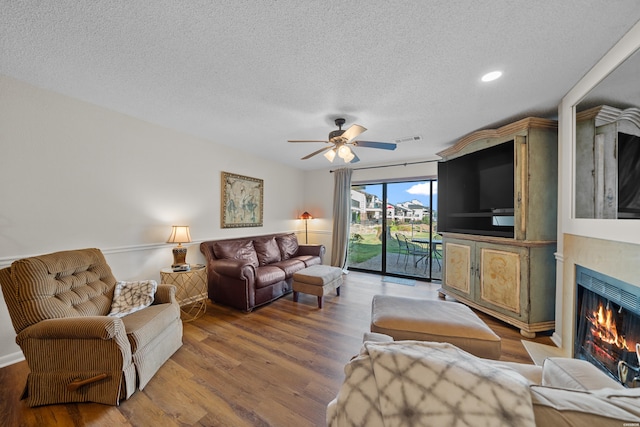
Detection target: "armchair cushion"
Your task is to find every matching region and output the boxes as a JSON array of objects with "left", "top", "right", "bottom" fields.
[
  {"left": 8, "top": 249, "right": 115, "bottom": 328},
  {"left": 109, "top": 280, "right": 157, "bottom": 318}
]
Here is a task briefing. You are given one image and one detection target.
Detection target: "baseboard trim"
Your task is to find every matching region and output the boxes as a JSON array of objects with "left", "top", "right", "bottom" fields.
[{"left": 0, "top": 350, "right": 24, "bottom": 368}]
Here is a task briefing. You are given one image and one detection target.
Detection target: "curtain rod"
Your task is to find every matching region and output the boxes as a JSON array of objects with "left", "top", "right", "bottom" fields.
[{"left": 329, "top": 159, "right": 439, "bottom": 173}]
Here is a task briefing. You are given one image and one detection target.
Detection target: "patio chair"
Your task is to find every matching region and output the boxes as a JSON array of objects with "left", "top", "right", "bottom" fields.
[
  {"left": 394, "top": 233, "right": 410, "bottom": 265},
  {"left": 406, "top": 240, "right": 430, "bottom": 268},
  {"left": 432, "top": 242, "right": 443, "bottom": 270}
]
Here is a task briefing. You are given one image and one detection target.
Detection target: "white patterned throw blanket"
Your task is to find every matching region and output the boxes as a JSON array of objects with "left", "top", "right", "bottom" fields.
[{"left": 327, "top": 341, "right": 535, "bottom": 427}]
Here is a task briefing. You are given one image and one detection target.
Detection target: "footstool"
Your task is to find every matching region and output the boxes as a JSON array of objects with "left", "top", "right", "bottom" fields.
[
  {"left": 370, "top": 294, "right": 501, "bottom": 359},
  {"left": 292, "top": 265, "right": 342, "bottom": 308}
]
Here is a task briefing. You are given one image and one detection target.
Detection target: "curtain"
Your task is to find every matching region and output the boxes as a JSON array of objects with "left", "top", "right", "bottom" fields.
[{"left": 330, "top": 168, "right": 353, "bottom": 268}]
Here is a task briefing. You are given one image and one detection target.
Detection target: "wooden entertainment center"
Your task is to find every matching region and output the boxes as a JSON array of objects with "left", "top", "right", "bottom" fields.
[{"left": 437, "top": 117, "right": 558, "bottom": 338}]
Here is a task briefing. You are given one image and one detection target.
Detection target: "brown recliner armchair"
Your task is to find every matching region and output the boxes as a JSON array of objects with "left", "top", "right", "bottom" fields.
[{"left": 0, "top": 248, "right": 183, "bottom": 407}]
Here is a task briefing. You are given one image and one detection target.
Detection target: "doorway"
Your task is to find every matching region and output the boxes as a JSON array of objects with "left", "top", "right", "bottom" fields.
[{"left": 347, "top": 179, "right": 440, "bottom": 281}]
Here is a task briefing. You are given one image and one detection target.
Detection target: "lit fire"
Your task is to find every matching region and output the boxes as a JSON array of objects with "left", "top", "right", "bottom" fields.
[{"left": 588, "top": 302, "right": 635, "bottom": 351}]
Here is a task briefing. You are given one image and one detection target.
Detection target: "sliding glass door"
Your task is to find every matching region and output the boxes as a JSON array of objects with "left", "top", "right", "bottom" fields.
[
  {"left": 348, "top": 184, "right": 384, "bottom": 273},
  {"left": 348, "top": 179, "right": 440, "bottom": 281}
]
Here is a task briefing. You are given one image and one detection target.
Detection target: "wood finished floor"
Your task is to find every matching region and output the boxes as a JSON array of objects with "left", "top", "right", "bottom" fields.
[{"left": 0, "top": 271, "right": 554, "bottom": 427}]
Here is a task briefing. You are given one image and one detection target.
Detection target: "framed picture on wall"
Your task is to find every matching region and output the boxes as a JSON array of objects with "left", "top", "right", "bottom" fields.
[{"left": 221, "top": 172, "right": 264, "bottom": 228}]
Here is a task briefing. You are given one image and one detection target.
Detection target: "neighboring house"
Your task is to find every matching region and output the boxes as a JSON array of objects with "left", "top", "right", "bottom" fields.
[{"left": 350, "top": 189, "right": 383, "bottom": 223}]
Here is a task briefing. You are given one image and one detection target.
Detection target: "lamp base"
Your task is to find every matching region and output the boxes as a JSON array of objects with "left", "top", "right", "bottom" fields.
[{"left": 172, "top": 245, "right": 188, "bottom": 267}]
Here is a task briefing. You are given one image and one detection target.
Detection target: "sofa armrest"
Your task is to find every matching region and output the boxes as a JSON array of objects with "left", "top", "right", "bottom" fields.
[
  {"left": 530, "top": 385, "right": 640, "bottom": 425},
  {"left": 542, "top": 357, "right": 625, "bottom": 391},
  {"left": 16, "top": 316, "right": 126, "bottom": 342},
  {"left": 154, "top": 284, "right": 177, "bottom": 304},
  {"left": 210, "top": 258, "right": 256, "bottom": 280},
  {"left": 296, "top": 244, "right": 326, "bottom": 258}
]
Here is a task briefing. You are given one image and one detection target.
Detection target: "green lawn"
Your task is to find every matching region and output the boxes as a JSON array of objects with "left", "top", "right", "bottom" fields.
[{"left": 348, "top": 229, "right": 438, "bottom": 264}]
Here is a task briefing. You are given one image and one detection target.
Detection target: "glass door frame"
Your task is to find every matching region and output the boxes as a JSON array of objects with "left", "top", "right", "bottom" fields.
[{"left": 347, "top": 179, "right": 439, "bottom": 282}]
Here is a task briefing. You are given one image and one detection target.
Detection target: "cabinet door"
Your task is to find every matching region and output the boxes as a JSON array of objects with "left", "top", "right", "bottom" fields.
[
  {"left": 443, "top": 239, "right": 473, "bottom": 298},
  {"left": 477, "top": 243, "right": 529, "bottom": 320}
]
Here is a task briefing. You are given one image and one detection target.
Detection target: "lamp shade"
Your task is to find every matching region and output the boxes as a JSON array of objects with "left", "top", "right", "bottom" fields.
[
  {"left": 324, "top": 149, "right": 336, "bottom": 162},
  {"left": 166, "top": 225, "right": 191, "bottom": 244},
  {"left": 343, "top": 150, "right": 355, "bottom": 163},
  {"left": 299, "top": 211, "right": 313, "bottom": 220}
]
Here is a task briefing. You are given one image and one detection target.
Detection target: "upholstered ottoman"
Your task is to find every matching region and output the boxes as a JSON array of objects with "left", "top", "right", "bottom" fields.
[
  {"left": 292, "top": 265, "right": 342, "bottom": 308},
  {"left": 370, "top": 294, "right": 502, "bottom": 359}
]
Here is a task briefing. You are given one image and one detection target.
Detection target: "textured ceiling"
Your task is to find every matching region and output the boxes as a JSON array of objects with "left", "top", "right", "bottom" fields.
[{"left": 2, "top": 1, "right": 640, "bottom": 170}]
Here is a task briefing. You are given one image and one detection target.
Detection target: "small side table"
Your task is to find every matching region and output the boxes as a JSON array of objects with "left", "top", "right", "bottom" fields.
[{"left": 160, "top": 265, "right": 207, "bottom": 322}]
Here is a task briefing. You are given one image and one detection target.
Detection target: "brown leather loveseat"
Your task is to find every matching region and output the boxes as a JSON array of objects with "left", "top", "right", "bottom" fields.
[{"left": 200, "top": 233, "right": 325, "bottom": 311}]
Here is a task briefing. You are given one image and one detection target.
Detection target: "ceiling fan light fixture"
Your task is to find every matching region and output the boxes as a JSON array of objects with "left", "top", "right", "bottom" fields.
[
  {"left": 344, "top": 150, "right": 356, "bottom": 163},
  {"left": 289, "top": 118, "right": 396, "bottom": 163},
  {"left": 324, "top": 149, "right": 336, "bottom": 162},
  {"left": 337, "top": 144, "right": 352, "bottom": 159}
]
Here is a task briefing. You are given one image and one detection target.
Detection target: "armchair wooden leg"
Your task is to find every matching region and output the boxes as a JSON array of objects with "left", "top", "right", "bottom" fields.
[{"left": 67, "top": 373, "right": 108, "bottom": 392}]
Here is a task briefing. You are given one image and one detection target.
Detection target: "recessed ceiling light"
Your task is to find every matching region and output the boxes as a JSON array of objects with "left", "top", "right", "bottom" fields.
[{"left": 481, "top": 71, "right": 502, "bottom": 82}]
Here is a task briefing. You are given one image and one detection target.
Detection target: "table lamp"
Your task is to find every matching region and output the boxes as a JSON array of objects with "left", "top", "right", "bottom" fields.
[
  {"left": 299, "top": 211, "right": 313, "bottom": 244},
  {"left": 167, "top": 225, "right": 191, "bottom": 268}
]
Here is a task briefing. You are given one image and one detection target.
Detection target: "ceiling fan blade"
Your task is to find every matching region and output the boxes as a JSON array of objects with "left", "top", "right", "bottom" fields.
[
  {"left": 288, "top": 140, "right": 330, "bottom": 143},
  {"left": 341, "top": 124, "right": 367, "bottom": 143},
  {"left": 354, "top": 140, "right": 397, "bottom": 150},
  {"left": 301, "top": 146, "right": 333, "bottom": 160},
  {"left": 350, "top": 152, "right": 360, "bottom": 163}
]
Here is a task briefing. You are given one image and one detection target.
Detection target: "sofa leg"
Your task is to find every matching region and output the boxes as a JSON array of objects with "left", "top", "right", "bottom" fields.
[
  {"left": 293, "top": 291, "right": 299, "bottom": 302},
  {"left": 336, "top": 286, "right": 341, "bottom": 296},
  {"left": 317, "top": 296, "right": 323, "bottom": 309}
]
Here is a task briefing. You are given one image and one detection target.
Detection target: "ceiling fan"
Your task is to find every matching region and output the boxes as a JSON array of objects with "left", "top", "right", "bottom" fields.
[{"left": 288, "top": 118, "right": 397, "bottom": 163}]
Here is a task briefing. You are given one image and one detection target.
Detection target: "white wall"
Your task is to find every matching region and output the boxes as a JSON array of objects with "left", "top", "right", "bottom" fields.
[{"left": 0, "top": 75, "right": 308, "bottom": 366}]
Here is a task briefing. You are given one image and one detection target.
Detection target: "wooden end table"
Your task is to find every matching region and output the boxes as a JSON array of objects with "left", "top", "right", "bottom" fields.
[{"left": 160, "top": 265, "right": 207, "bottom": 322}]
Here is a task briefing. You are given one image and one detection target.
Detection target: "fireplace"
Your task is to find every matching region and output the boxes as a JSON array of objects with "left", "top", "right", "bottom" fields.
[{"left": 575, "top": 265, "right": 640, "bottom": 387}]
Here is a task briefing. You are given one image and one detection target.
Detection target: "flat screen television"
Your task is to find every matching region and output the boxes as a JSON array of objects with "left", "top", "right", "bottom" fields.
[
  {"left": 437, "top": 140, "right": 515, "bottom": 237},
  {"left": 477, "top": 143, "right": 514, "bottom": 212}
]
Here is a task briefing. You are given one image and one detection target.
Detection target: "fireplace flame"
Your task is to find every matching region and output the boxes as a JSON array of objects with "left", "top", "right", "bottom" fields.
[{"left": 589, "top": 303, "right": 633, "bottom": 351}]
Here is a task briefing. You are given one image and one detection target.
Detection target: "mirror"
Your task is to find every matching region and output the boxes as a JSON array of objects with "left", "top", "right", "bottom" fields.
[{"left": 574, "top": 48, "right": 640, "bottom": 219}]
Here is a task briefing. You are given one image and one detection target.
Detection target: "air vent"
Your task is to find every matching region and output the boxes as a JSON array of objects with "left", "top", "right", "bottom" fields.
[{"left": 394, "top": 135, "right": 422, "bottom": 144}]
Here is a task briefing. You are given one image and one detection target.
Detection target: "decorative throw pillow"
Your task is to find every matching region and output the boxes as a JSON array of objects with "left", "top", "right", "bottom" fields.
[
  {"left": 108, "top": 280, "right": 157, "bottom": 318},
  {"left": 212, "top": 240, "right": 259, "bottom": 267},
  {"left": 253, "top": 237, "right": 282, "bottom": 265},
  {"left": 276, "top": 233, "right": 299, "bottom": 260}
]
